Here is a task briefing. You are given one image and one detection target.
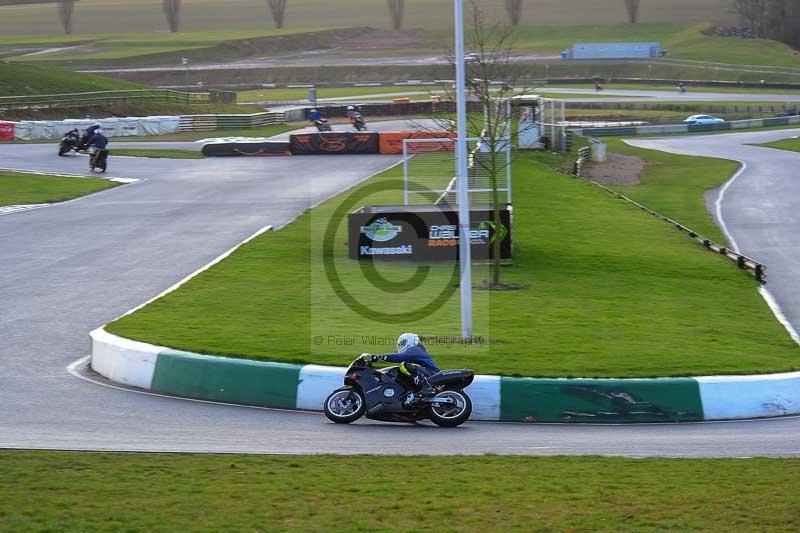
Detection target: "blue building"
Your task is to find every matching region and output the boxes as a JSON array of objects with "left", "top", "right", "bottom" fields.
[{"left": 562, "top": 42, "right": 662, "bottom": 60}]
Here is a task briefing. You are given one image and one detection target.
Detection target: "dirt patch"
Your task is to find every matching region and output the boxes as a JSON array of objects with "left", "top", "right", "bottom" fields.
[{"left": 583, "top": 153, "right": 645, "bottom": 185}]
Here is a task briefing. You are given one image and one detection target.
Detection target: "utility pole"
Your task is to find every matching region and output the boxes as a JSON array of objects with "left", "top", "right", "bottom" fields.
[{"left": 454, "top": 0, "right": 473, "bottom": 338}]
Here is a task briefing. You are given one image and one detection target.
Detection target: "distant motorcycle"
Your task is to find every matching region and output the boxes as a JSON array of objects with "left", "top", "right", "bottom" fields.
[
  {"left": 323, "top": 355, "right": 474, "bottom": 427},
  {"left": 88, "top": 146, "right": 108, "bottom": 173},
  {"left": 349, "top": 113, "right": 368, "bottom": 131},
  {"left": 58, "top": 132, "right": 79, "bottom": 156},
  {"left": 678, "top": 83, "right": 687, "bottom": 94}
]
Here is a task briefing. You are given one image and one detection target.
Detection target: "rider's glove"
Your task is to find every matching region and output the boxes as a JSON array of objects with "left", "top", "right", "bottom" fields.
[{"left": 370, "top": 354, "right": 387, "bottom": 363}]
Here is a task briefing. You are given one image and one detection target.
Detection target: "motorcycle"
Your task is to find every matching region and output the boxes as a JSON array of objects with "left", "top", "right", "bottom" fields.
[
  {"left": 594, "top": 82, "right": 604, "bottom": 92},
  {"left": 349, "top": 113, "right": 367, "bottom": 131},
  {"left": 58, "top": 133, "right": 79, "bottom": 156},
  {"left": 678, "top": 83, "right": 687, "bottom": 94},
  {"left": 88, "top": 146, "right": 109, "bottom": 173},
  {"left": 323, "top": 355, "right": 474, "bottom": 427},
  {"left": 314, "top": 118, "right": 332, "bottom": 132}
]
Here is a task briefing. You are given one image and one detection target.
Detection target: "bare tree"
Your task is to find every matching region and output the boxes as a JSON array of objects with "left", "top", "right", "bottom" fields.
[
  {"left": 267, "top": 0, "right": 287, "bottom": 29},
  {"left": 732, "top": 0, "right": 770, "bottom": 36},
  {"left": 624, "top": 0, "right": 640, "bottom": 23},
  {"left": 429, "top": 2, "right": 535, "bottom": 287},
  {"left": 162, "top": 0, "right": 181, "bottom": 33},
  {"left": 58, "top": 0, "right": 76, "bottom": 34},
  {"left": 505, "top": 0, "right": 523, "bottom": 26},
  {"left": 387, "top": 0, "right": 404, "bottom": 30}
]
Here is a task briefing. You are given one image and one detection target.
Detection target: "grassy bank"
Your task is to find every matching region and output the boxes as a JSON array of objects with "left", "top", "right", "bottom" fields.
[
  {"left": 0, "top": 60, "right": 140, "bottom": 97},
  {"left": 0, "top": 172, "right": 118, "bottom": 206},
  {"left": 754, "top": 137, "right": 800, "bottom": 153},
  {"left": 1, "top": 451, "right": 798, "bottom": 531},
  {"left": 108, "top": 148, "right": 799, "bottom": 378}
]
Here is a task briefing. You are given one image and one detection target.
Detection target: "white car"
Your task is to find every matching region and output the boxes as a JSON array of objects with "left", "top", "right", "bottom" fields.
[{"left": 683, "top": 115, "right": 726, "bottom": 125}]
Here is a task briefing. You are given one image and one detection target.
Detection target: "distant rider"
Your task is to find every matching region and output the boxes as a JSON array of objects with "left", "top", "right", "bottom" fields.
[
  {"left": 365, "top": 333, "right": 439, "bottom": 397},
  {"left": 346, "top": 105, "right": 358, "bottom": 120},
  {"left": 309, "top": 108, "right": 322, "bottom": 123},
  {"left": 678, "top": 82, "right": 687, "bottom": 93},
  {"left": 79, "top": 123, "right": 102, "bottom": 150}
]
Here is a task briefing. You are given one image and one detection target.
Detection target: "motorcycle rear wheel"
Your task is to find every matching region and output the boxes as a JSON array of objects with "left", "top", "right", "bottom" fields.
[
  {"left": 429, "top": 390, "right": 472, "bottom": 428},
  {"left": 324, "top": 388, "right": 365, "bottom": 424}
]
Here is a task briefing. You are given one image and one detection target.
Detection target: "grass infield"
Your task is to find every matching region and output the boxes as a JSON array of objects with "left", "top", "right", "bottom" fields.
[
  {"left": 108, "top": 147, "right": 799, "bottom": 378},
  {"left": 0, "top": 451, "right": 799, "bottom": 531},
  {"left": 753, "top": 137, "right": 800, "bottom": 153},
  {"left": 0, "top": 172, "right": 118, "bottom": 207}
]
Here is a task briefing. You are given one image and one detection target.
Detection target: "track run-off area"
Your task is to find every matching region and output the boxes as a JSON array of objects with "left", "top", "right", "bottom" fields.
[{"left": 1, "top": 124, "right": 800, "bottom": 457}]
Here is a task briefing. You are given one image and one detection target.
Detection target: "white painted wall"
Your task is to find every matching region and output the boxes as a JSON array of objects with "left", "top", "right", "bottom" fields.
[
  {"left": 89, "top": 328, "right": 164, "bottom": 390},
  {"left": 696, "top": 371, "right": 800, "bottom": 420}
]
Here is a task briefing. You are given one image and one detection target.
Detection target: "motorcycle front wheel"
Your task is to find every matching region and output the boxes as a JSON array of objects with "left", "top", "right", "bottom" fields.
[
  {"left": 429, "top": 390, "right": 472, "bottom": 428},
  {"left": 324, "top": 388, "right": 365, "bottom": 424}
]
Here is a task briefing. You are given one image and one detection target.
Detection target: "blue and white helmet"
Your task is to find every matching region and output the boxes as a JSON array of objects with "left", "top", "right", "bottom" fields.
[{"left": 397, "top": 333, "right": 420, "bottom": 353}]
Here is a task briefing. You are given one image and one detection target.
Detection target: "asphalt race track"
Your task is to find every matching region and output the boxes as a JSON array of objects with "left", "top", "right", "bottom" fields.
[
  {"left": 629, "top": 128, "right": 800, "bottom": 337},
  {"left": 2, "top": 127, "right": 800, "bottom": 457}
]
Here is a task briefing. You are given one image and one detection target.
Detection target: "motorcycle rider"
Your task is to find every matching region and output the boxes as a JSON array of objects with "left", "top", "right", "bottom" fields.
[
  {"left": 78, "top": 123, "right": 102, "bottom": 151},
  {"left": 346, "top": 105, "right": 358, "bottom": 120},
  {"left": 87, "top": 127, "right": 108, "bottom": 151},
  {"left": 365, "top": 333, "right": 439, "bottom": 398}
]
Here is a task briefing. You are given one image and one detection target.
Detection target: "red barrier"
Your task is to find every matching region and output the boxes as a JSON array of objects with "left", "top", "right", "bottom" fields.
[
  {"left": 378, "top": 131, "right": 456, "bottom": 155},
  {"left": 0, "top": 121, "right": 15, "bottom": 141}
]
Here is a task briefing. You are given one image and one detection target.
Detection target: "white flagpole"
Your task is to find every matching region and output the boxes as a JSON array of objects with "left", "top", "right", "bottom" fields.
[{"left": 454, "top": 0, "right": 473, "bottom": 338}]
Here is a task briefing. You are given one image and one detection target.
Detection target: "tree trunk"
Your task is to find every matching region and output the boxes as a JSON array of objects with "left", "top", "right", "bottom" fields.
[
  {"left": 505, "top": 0, "right": 524, "bottom": 26},
  {"left": 267, "top": 0, "right": 287, "bottom": 29},
  {"left": 58, "top": 0, "right": 75, "bottom": 35},
  {"left": 624, "top": 0, "right": 640, "bottom": 23},
  {"left": 387, "top": 0, "right": 404, "bottom": 31},
  {"left": 162, "top": 0, "right": 181, "bottom": 33}
]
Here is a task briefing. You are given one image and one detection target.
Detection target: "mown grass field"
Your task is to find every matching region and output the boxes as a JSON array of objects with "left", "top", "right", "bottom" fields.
[
  {"left": 0, "top": 0, "right": 737, "bottom": 36},
  {"left": 108, "top": 146, "right": 799, "bottom": 378},
  {"left": 1, "top": 451, "right": 798, "bottom": 531},
  {"left": 0, "top": 171, "right": 118, "bottom": 206},
  {"left": 754, "top": 136, "right": 800, "bottom": 153}
]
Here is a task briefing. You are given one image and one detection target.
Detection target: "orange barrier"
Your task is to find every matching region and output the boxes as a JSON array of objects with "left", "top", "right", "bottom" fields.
[
  {"left": 378, "top": 131, "right": 457, "bottom": 155},
  {"left": 392, "top": 97, "right": 412, "bottom": 104}
]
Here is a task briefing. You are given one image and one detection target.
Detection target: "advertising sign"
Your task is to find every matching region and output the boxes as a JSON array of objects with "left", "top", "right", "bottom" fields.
[
  {"left": 0, "top": 121, "right": 15, "bottom": 141},
  {"left": 290, "top": 132, "right": 379, "bottom": 155},
  {"left": 202, "top": 141, "right": 291, "bottom": 157},
  {"left": 348, "top": 205, "right": 512, "bottom": 262}
]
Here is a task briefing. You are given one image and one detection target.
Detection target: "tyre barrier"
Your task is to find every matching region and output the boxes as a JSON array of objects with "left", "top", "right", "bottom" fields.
[
  {"left": 90, "top": 328, "right": 800, "bottom": 423},
  {"left": 201, "top": 141, "right": 291, "bottom": 157},
  {"left": 289, "top": 132, "right": 379, "bottom": 155}
]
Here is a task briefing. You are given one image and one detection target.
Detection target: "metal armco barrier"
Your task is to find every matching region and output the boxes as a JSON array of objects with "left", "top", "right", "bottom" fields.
[
  {"left": 590, "top": 180, "right": 767, "bottom": 283},
  {"left": 178, "top": 112, "right": 284, "bottom": 132},
  {"left": 572, "top": 114, "right": 800, "bottom": 137},
  {"left": 0, "top": 89, "right": 213, "bottom": 111}
]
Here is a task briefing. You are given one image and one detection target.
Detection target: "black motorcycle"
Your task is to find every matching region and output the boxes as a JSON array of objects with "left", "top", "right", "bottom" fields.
[
  {"left": 88, "top": 146, "right": 109, "bottom": 173},
  {"left": 58, "top": 133, "right": 79, "bottom": 156},
  {"left": 323, "top": 355, "right": 474, "bottom": 427}
]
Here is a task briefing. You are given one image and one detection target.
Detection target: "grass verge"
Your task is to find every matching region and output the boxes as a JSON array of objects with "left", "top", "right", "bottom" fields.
[
  {"left": 0, "top": 171, "right": 118, "bottom": 206},
  {"left": 108, "top": 149, "right": 799, "bottom": 378},
  {"left": 113, "top": 149, "right": 203, "bottom": 159},
  {"left": 600, "top": 138, "right": 737, "bottom": 242},
  {"left": 1, "top": 451, "right": 799, "bottom": 531},
  {"left": 0, "top": 60, "right": 141, "bottom": 97},
  {"left": 752, "top": 137, "right": 800, "bottom": 153}
]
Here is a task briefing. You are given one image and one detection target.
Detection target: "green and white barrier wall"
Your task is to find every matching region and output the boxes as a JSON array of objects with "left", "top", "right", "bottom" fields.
[
  {"left": 572, "top": 115, "right": 800, "bottom": 138},
  {"left": 90, "top": 328, "right": 800, "bottom": 423}
]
